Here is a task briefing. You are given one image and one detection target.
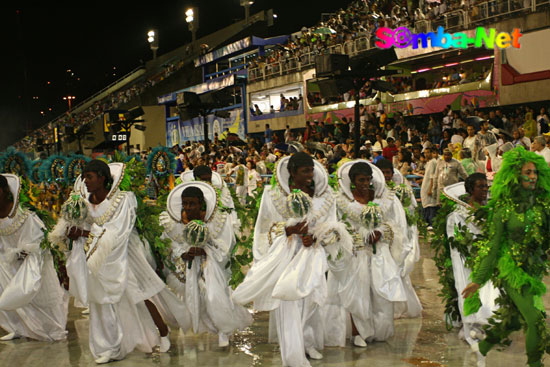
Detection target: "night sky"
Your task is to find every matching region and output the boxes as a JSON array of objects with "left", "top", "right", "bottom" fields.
[{"left": 0, "top": 1, "right": 348, "bottom": 148}]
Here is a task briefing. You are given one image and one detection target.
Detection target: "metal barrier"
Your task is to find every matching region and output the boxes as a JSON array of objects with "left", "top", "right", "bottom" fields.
[
  {"left": 247, "top": 36, "right": 372, "bottom": 82},
  {"left": 431, "top": 10, "right": 467, "bottom": 33},
  {"left": 414, "top": 19, "right": 431, "bottom": 34},
  {"left": 465, "top": 0, "right": 549, "bottom": 27},
  {"left": 415, "top": 0, "right": 548, "bottom": 33}
]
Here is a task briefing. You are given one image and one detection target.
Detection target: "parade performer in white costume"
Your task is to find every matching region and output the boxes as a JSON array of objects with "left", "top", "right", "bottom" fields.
[
  {"left": 50, "top": 160, "right": 169, "bottom": 364},
  {"left": 388, "top": 166, "right": 423, "bottom": 319},
  {"left": 180, "top": 165, "right": 241, "bottom": 236},
  {"left": 325, "top": 160, "right": 407, "bottom": 348},
  {"left": 232, "top": 152, "right": 353, "bottom": 367},
  {"left": 444, "top": 174, "right": 499, "bottom": 347},
  {"left": 0, "top": 174, "right": 68, "bottom": 342},
  {"left": 159, "top": 181, "right": 252, "bottom": 347}
]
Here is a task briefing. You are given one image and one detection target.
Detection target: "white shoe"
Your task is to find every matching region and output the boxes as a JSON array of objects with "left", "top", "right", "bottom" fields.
[
  {"left": 353, "top": 335, "right": 367, "bottom": 347},
  {"left": 470, "top": 343, "right": 486, "bottom": 367},
  {"left": 81, "top": 308, "right": 90, "bottom": 315},
  {"left": 0, "top": 332, "right": 20, "bottom": 341},
  {"left": 306, "top": 347, "right": 323, "bottom": 360},
  {"left": 218, "top": 332, "right": 229, "bottom": 347},
  {"left": 94, "top": 355, "right": 111, "bottom": 364},
  {"left": 159, "top": 335, "right": 170, "bottom": 353}
]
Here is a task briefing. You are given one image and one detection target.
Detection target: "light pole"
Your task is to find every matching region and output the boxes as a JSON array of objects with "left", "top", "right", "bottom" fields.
[
  {"left": 185, "top": 8, "right": 197, "bottom": 43},
  {"left": 147, "top": 29, "right": 159, "bottom": 59},
  {"left": 240, "top": 0, "right": 254, "bottom": 24},
  {"left": 63, "top": 95, "right": 75, "bottom": 111},
  {"left": 63, "top": 95, "right": 76, "bottom": 125}
]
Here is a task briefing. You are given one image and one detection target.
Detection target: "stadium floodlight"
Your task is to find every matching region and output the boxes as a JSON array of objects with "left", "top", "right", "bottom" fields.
[
  {"left": 185, "top": 8, "right": 198, "bottom": 42},
  {"left": 240, "top": 0, "right": 253, "bottom": 24},
  {"left": 147, "top": 29, "right": 159, "bottom": 59}
]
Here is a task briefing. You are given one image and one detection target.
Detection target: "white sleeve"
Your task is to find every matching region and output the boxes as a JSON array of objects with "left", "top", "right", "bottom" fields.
[
  {"left": 0, "top": 213, "right": 46, "bottom": 310},
  {"left": 253, "top": 188, "right": 283, "bottom": 260},
  {"left": 86, "top": 192, "right": 136, "bottom": 277}
]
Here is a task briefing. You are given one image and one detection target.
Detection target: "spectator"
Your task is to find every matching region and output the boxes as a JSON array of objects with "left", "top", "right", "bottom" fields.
[
  {"left": 537, "top": 108, "right": 550, "bottom": 134},
  {"left": 382, "top": 137, "right": 398, "bottom": 161},
  {"left": 434, "top": 148, "right": 468, "bottom": 204},
  {"left": 531, "top": 136, "right": 550, "bottom": 164},
  {"left": 264, "top": 124, "right": 273, "bottom": 148}
]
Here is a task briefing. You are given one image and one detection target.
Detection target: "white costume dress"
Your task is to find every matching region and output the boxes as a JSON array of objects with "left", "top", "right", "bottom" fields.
[
  {"left": 0, "top": 174, "right": 68, "bottom": 341},
  {"left": 390, "top": 169, "right": 423, "bottom": 319},
  {"left": 180, "top": 171, "right": 241, "bottom": 236},
  {"left": 443, "top": 183, "right": 499, "bottom": 346},
  {"left": 324, "top": 160, "right": 407, "bottom": 346},
  {"left": 159, "top": 181, "right": 252, "bottom": 338},
  {"left": 50, "top": 163, "right": 165, "bottom": 361},
  {"left": 232, "top": 157, "right": 352, "bottom": 367}
]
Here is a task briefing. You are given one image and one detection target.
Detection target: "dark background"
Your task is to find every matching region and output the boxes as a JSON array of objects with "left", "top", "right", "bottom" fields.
[{"left": 0, "top": 1, "right": 348, "bottom": 147}]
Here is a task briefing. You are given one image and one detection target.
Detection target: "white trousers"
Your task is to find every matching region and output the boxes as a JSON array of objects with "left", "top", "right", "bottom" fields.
[
  {"left": 89, "top": 294, "right": 158, "bottom": 361},
  {"left": 274, "top": 297, "right": 323, "bottom": 367}
]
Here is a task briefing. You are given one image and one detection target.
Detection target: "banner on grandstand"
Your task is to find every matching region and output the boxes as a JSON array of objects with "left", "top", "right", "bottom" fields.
[
  {"left": 166, "top": 108, "right": 246, "bottom": 146},
  {"left": 306, "top": 90, "right": 498, "bottom": 122}
]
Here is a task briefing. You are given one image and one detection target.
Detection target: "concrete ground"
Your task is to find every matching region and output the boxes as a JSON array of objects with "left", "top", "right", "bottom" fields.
[{"left": 1, "top": 239, "right": 548, "bottom": 366}]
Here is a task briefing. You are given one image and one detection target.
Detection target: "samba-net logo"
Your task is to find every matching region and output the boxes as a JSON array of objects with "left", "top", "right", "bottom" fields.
[{"left": 375, "top": 26, "right": 522, "bottom": 49}]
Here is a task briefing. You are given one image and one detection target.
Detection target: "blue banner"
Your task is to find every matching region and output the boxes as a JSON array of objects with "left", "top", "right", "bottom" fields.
[{"left": 166, "top": 109, "right": 246, "bottom": 146}]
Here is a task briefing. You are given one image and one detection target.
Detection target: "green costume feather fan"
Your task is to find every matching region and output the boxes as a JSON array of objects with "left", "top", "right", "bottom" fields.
[{"left": 430, "top": 193, "right": 461, "bottom": 328}]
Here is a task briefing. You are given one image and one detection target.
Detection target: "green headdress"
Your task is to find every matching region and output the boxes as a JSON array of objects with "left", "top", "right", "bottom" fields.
[{"left": 489, "top": 145, "right": 550, "bottom": 203}]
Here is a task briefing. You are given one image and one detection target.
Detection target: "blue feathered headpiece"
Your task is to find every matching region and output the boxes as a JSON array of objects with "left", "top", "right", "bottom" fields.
[
  {"left": 39, "top": 155, "right": 68, "bottom": 183},
  {"left": 64, "top": 154, "right": 91, "bottom": 184},
  {"left": 0, "top": 147, "right": 33, "bottom": 178},
  {"left": 146, "top": 146, "right": 176, "bottom": 177}
]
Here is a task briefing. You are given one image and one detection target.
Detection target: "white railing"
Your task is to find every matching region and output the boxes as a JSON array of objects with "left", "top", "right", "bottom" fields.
[
  {"left": 431, "top": 10, "right": 467, "bottom": 33},
  {"left": 415, "top": 0, "right": 549, "bottom": 33},
  {"left": 247, "top": 36, "right": 372, "bottom": 82},
  {"left": 247, "top": 0, "right": 548, "bottom": 83}
]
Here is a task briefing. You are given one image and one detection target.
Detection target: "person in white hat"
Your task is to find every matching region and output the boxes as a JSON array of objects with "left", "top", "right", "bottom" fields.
[
  {"left": 0, "top": 174, "right": 68, "bottom": 342},
  {"left": 232, "top": 152, "right": 352, "bottom": 367},
  {"left": 50, "top": 160, "right": 171, "bottom": 364},
  {"left": 159, "top": 181, "right": 252, "bottom": 348},
  {"left": 372, "top": 146, "right": 384, "bottom": 164}
]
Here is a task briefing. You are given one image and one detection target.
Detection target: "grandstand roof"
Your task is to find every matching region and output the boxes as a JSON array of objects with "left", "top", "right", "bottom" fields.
[{"left": 194, "top": 35, "right": 290, "bottom": 67}]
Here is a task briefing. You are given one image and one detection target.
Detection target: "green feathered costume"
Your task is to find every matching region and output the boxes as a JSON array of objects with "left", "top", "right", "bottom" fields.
[{"left": 466, "top": 146, "right": 550, "bottom": 367}]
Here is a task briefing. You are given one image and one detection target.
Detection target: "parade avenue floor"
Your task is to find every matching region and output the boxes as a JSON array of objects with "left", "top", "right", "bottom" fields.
[{"left": 1, "top": 239, "right": 548, "bottom": 367}]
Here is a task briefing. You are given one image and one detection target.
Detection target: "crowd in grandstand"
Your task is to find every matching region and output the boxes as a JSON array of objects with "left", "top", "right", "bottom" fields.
[{"left": 15, "top": 0, "right": 547, "bottom": 153}]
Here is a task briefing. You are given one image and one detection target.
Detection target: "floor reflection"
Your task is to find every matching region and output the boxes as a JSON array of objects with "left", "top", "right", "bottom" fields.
[{"left": 1, "top": 240, "right": 548, "bottom": 366}]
